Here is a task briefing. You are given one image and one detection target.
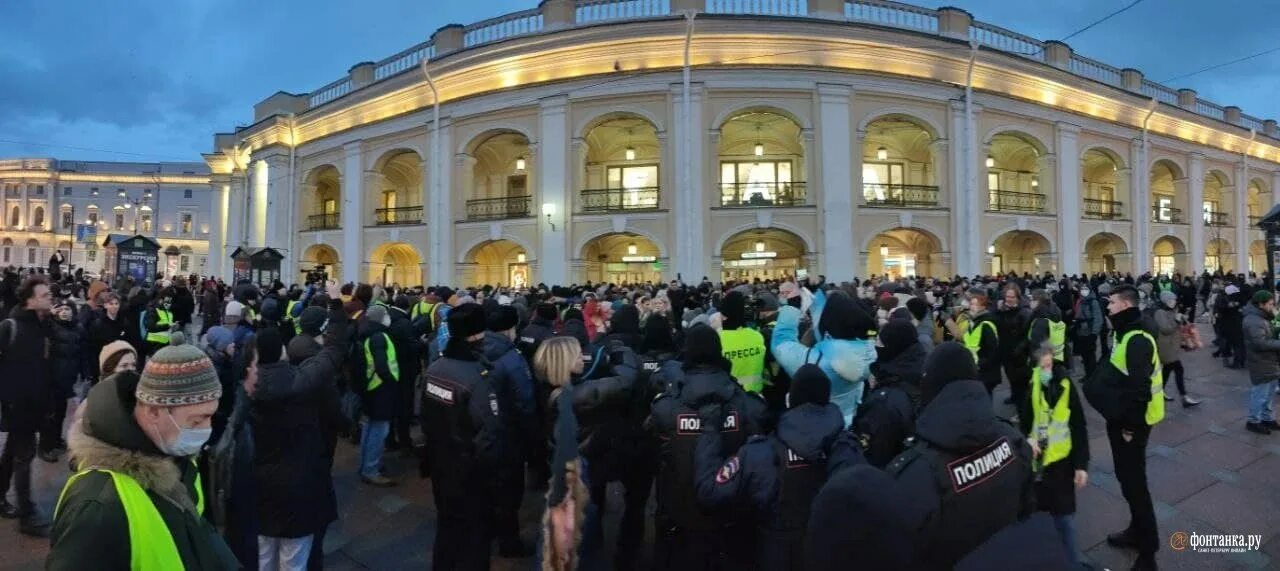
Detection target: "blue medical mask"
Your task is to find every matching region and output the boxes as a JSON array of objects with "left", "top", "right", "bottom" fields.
[
  {"left": 1037, "top": 367, "right": 1053, "bottom": 385},
  {"left": 159, "top": 410, "right": 212, "bottom": 457}
]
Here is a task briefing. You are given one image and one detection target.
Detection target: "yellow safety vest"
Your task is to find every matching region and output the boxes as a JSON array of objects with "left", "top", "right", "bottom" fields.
[
  {"left": 285, "top": 300, "right": 300, "bottom": 334},
  {"left": 55, "top": 459, "right": 204, "bottom": 571},
  {"left": 145, "top": 309, "right": 172, "bottom": 344},
  {"left": 719, "top": 327, "right": 766, "bottom": 393},
  {"left": 963, "top": 319, "right": 998, "bottom": 363},
  {"left": 363, "top": 333, "right": 400, "bottom": 391},
  {"left": 1029, "top": 374, "right": 1072, "bottom": 468},
  {"left": 411, "top": 301, "right": 439, "bottom": 330},
  {"left": 1110, "top": 330, "right": 1165, "bottom": 425},
  {"left": 1027, "top": 317, "right": 1067, "bottom": 361}
]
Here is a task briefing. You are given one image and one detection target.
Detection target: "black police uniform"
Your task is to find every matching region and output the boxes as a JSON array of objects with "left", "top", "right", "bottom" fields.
[
  {"left": 887, "top": 380, "right": 1036, "bottom": 569},
  {"left": 854, "top": 341, "right": 924, "bottom": 468},
  {"left": 420, "top": 342, "right": 507, "bottom": 571},
  {"left": 694, "top": 401, "right": 843, "bottom": 570},
  {"left": 645, "top": 361, "right": 769, "bottom": 569}
]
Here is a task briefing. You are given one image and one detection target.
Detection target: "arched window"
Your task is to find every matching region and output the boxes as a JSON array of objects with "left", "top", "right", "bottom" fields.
[
  {"left": 31, "top": 206, "right": 44, "bottom": 228},
  {"left": 26, "top": 240, "right": 39, "bottom": 265},
  {"left": 9, "top": 206, "right": 19, "bottom": 228}
]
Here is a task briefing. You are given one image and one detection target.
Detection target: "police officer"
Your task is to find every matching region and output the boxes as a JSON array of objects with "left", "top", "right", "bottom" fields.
[
  {"left": 420, "top": 303, "right": 506, "bottom": 570},
  {"left": 947, "top": 287, "right": 1000, "bottom": 393},
  {"left": 1084, "top": 284, "right": 1162, "bottom": 571},
  {"left": 854, "top": 319, "right": 924, "bottom": 467},
  {"left": 519, "top": 301, "right": 559, "bottom": 488},
  {"left": 716, "top": 291, "right": 767, "bottom": 394},
  {"left": 886, "top": 341, "right": 1036, "bottom": 569},
  {"left": 481, "top": 304, "right": 535, "bottom": 557},
  {"left": 1028, "top": 289, "right": 1068, "bottom": 367},
  {"left": 646, "top": 323, "right": 769, "bottom": 569},
  {"left": 694, "top": 364, "right": 842, "bottom": 569}
]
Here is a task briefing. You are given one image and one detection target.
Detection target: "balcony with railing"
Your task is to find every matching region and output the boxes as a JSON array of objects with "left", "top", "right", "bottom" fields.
[
  {"left": 1204, "top": 211, "right": 1230, "bottom": 227},
  {"left": 862, "top": 184, "right": 939, "bottom": 208},
  {"left": 1249, "top": 215, "right": 1263, "bottom": 226},
  {"left": 580, "top": 187, "right": 660, "bottom": 212},
  {"left": 1151, "top": 205, "right": 1183, "bottom": 224},
  {"left": 307, "top": 213, "right": 341, "bottom": 231},
  {"left": 375, "top": 206, "right": 423, "bottom": 226},
  {"left": 1083, "top": 198, "right": 1123, "bottom": 220},
  {"left": 987, "top": 190, "right": 1046, "bottom": 213},
  {"left": 465, "top": 195, "right": 532, "bottom": 221},
  {"left": 717, "top": 182, "right": 806, "bottom": 208}
]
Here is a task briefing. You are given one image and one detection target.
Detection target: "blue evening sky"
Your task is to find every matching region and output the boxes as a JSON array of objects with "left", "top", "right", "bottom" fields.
[{"left": 0, "top": 0, "right": 1274, "bottom": 162}]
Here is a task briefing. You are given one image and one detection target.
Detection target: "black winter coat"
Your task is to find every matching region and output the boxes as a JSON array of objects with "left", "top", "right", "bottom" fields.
[
  {"left": 87, "top": 310, "right": 128, "bottom": 381},
  {"left": 357, "top": 320, "right": 399, "bottom": 421},
  {"left": 856, "top": 342, "right": 925, "bottom": 468},
  {"left": 1082, "top": 307, "right": 1155, "bottom": 429},
  {"left": 546, "top": 345, "right": 640, "bottom": 484},
  {"left": 50, "top": 317, "right": 87, "bottom": 396},
  {"left": 171, "top": 287, "right": 195, "bottom": 326},
  {"left": 0, "top": 308, "right": 53, "bottom": 432}
]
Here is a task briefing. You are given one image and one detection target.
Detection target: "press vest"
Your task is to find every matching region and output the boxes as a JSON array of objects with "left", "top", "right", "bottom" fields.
[
  {"left": 720, "top": 327, "right": 766, "bottom": 393},
  {"left": 1029, "top": 375, "right": 1072, "bottom": 468},
  {"left": 55, "top": 459, "right": 205, "bottom": 571},
  {"left": 1027, "top": 317, "right": 1067, "bottom": 361},
  {"left": 363, "top": 332, "right": 400, "bottom": 391},
  {"left": 285, "top": 300, "right": 300, "bottom": 334},
  {"left": 963, "top": 319, "right": 998, "bottom": 363},
  {"left": 145, "top": 309, "right": 172, "bottom": 344},
  {"left": 1109, "top": 330, "right": 1165, "bottom": 425}
]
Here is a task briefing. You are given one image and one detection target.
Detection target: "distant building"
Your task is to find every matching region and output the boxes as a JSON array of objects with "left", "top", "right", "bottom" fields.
[{"left": 0, "top": 158, "right": 212, "bottom": 279}]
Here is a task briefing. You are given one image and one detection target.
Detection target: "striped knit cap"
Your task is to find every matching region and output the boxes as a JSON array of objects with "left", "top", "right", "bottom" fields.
[{"left": 135, "top": 344, "right": 222, "bottom": 407}]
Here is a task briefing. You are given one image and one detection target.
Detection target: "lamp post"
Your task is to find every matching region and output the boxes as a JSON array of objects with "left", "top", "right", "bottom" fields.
[{"left": 119, "top": 189, "right": 153, "bottom": 234}]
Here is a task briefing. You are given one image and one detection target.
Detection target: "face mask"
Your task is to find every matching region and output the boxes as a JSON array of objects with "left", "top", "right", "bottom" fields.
[
  {"left": 158, "top": 410, "right": 211, "bottom": 457},
  {"left": 1038, "top": 367, "right": 1053, "bottom": 384},
  {"left": 1081, "top": 288, "right": 1090, "bottom": 297}
]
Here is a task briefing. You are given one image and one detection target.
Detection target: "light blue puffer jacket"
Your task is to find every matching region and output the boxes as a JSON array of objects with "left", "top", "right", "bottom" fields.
[{"left": 770, "top": 290, "right": 877, "bottom": 427}]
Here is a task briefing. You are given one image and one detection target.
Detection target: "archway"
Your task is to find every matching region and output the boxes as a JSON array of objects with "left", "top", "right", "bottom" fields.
[
  {"left": 580, "top": 114, "right": 661, "bottom": 211},
  {"left": 368, "top": 242, "right": 423, "bottom": 287},
  {"left": 1081, "top": 147, "right": 1125, "bottom": 219},
  {"left": 25, "top": 239, "right": 40, "bottom": 266},
  {"left": 31, "top": 206, "right": 44, "bottom": 229},
  {"left": 1150, "top": 160, "right": 1185, "bottom": 223},
  {"left": 986, "top": 131, "right": 1048, "bottom": 213},
  {"left": 9, "top": 205, "right": 19, "bottom": 228},
  {"left": 1084, "top": 232, "right": 1128, "bottom": 274},
  {"left": 300, "top": 243, "right": 341, "bottom": 284},
  {"left": 861, "top": 114, "right": 939, "bottom": 207},
  {"left": 719, "top": 228, "right": 807, "bottom": 282},
  {"left": 302, "top": 165, "right": 341, "bottom": 230},
  {"left": 464, "top": 239, "right": 529, "bottom": 287},
  {"left": 990, "top": 230, "right": 1051, "bottom": 275},
  {"left": 464, "top": 130, "right": 532, "bottom": 220},
  {"left": 372, "top": 150, "right": 423, "bottom": 225},
  {"left": 580, "top": 232, "right": 662, "bottom": 285},
  {"left": 1205, "top": 238, "right": 1233, "bottom": 273},
  {"left": 1203, "top": 170, "right": 1231, "bottom": 227},
  {"left": 1152, "top": 236, "right": 1187, "bottom": 276},
  {"left": 1250, "top": 240, "right": 1266, "bottom": 274},
  {"left": 866, "top": 227, "right": 942, "bottom": 278},
  {"left": 717, "top": 110, "right": 806, "bottom": 207}
]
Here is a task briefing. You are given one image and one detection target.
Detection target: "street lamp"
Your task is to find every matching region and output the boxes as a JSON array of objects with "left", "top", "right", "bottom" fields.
[
  {"left": 879, "top": 243, "right": 889, "bottom": 257},
  {"left": 542, "top": 202, "right": 556, "bottom": 231}
]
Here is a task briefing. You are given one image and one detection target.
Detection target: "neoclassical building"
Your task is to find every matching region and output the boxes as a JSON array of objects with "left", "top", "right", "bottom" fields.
[
  {"left": 204, "top": 0, "right": 1280, "bottom": 287},
  {"left": 0, "top": 158, "right": 213, "bottom": 277}
]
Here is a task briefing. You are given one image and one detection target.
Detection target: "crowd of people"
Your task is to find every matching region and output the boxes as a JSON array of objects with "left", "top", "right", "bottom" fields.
[{"left": 0, "top": 259, "right": 1274, "bottom": 570}]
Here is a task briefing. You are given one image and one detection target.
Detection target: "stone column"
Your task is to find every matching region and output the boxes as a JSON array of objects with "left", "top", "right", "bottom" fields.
[
  {"left": 1187, "top": 153, "right": 1205, "bottom": 275},
  {"left": 263, "top": 154, "right": 292, "bottom": 274},
  {"left": 801, "top": 127, "right": 817, "bottom": 204},
  {"left": 428, "top": 118, "right": 454, "bottom": 286},
  {"left": 672, "top": 83, "right": 706, "bottom": 279},
  {"left": 538, "top": 96, "right": 570, "bottom": 285},
  {"left": 341, "top": 141, "right": 364, "bottom": 284},
  {"left": 817, "top": 84, "right": 854, "bottom": 280},
  {"left": 18, "top": 183, "right": 28, "bottom": 230},
  {"left": 250, "top": 160, "right": 269, "bottom": 246},
  {"left": 929, "top": 139, "right": 949, "bottom": 205},
  {"left": 1128, "top": 138, "right": 1149, "bottom": 274},
  {"left": 208, "top": 180, "right": 228, "bottom": 280},
  {"left": 570, "top": 138, "right": 588, "bottom": 211},
  {"left": 947, "top": 100, "right": 969, "bottom": 274},
  {"left": 1235, "top": 161, "right": 1250, "bottom": 273},
  {"left": 364, "top": 171, "right": 387, "bottom": 226},
  {"left": 226, "top": 171, "right": 248, "bottom": 254},
  {"left": 1054, "top": 122, "right": 1081, "bottom": 275},
  {"left": 1273, "top": 170, "right": 1280, "bottom": 209}
]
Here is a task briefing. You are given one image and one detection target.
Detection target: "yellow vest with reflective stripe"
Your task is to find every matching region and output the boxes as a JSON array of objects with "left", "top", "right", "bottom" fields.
[
  {"left": 1027, "top": 317, "right": 1067, "bottom": 361},
  {"left": 145, "top": 309, "right": 172, "bottom": 344},
  {"left": 55, "top": 459, "right": 204, "bottom": 571},
  {"left": 412, "top": 301, "right": 440, "bottom": 330},
  {"left": 1110, "top": 329, "right": 1165, "bottom": 425},
  {"left": 963, "top": 319, "right": 998, "bottom": 363},
  {"left": 719, "top": 327, "right": 766, "bottom": 393},
  {"left": 363, "top": 332, "right": 400, "bottom": 391},
  {"left": 286, "top": 301, "right": 300, "bottom": 334},
  {"left": 1030, "top": 374, "right": 1073, "bottom": 467}
]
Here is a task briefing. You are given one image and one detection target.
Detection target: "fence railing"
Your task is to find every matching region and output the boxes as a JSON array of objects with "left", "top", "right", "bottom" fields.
[
  {"left": 1152, "top": 205, "right": 1183, "bottom": 224},
  {"left": 845, "top": 0, "right": 937, "bottom": 33},
  {"left": 969, "top": 21, "right": 1044, "bottom": 61},
  {"left": 718, "top": 182, "right": 806, "bottom": 207},
  {"left": 862, "top": 183, "right": 939, "bottom": 208},
  {"left": 577, "top": 0, "right": 670, "bottom": 23},
  {"left": 308, "top": 78, "right": 352, "bottom": 108},
  {"left": 1241, "top": 115, "right": 1265, "bottom": 132},
  {"left": 306, "top": 213, "right": 340, "bottom": 231},
  {"left": 580, "top": 187, "right": 660, "bottom": 211},
  {"left": 465, "top": 195, "right": 532, "bottom": 221},
  {"left": 1083, "top": 198, "right": 1123, "bottom": 219},
  {"left": 1196, "top": 101, "right": 1226, "bottom": 121},
  {"left": 375, "top": 206, "right": 424, "bottom": 225},
  {"left": 1069, "top": 54, "right": 1122, "bottom": 88},
  {"left": 1140, "top": 81, "right": 1179, "bottom": 106},
  {"left": 987, "top": 190, "right": 1046, "bottom": 212},
  {"left": 706, "top": 0, "right": 807, "bottom": 16},
  {"left": 1204, "top": 211, "right": 1230, "bottom": 227},
  {"left": 463, "top": 8, "right": 544, "bottom": 48},
  {"left": 374, "top": 42, "right": 436, "bottom": 81}
]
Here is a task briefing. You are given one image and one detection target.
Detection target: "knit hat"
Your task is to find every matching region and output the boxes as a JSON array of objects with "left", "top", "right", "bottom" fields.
[
  {"left": 905, "top": 297, "right": 929, "bottom": 321},
  {"left": 365, "top": 304, "right": 388, "bottom": 324},
  {"left": 204, "top": 326, "right": 234, "bottom": 353},
  {"left": 719, "top": 291, "right": 746, "bottom": 330},
  {"left": 224, "top": 300, "right": 244, "bottom": 319},
  {"left": 878, "top": 319, "right": 919, "bottom": 362},
  {"left": 448, "top": 303, "right": 488, "bottom": 339},
  {"left": 641, "top": 314, "right": 676, "bottom": 354},
  {"left": 609, "top": 304, "right": 640, "bottom": 335},
  {"left": 789, "top": 364, "right": 831, "bottom": 408},
  {"left": 135, "top": 344, "right": 221, "bottom": 407},
  {"left": 1252, "top": 289, "right": 1273, "bottom": 305},
  {"left": 486, "top": 305, "right": 519, "bottom": 332},
  {"left": 921, "top": 341, "right": 977, "bottom": 406},
  {"left": 298, "top": 306, "right": 328, "bottom": 336},
  {"left": 1160, "top": 291, "right": 1178, "bottom": 307},
  {"left": 99, "top": 340, "right": 137, "bottom": 376},
  {"left": 819, "top": 293, "right": 876, "bottom": 340},
  {"left": 256, "top": 327, "right": 284, "bottom": 365},
  {"left": 534, "top": 302, "right": 557, "bottom": 322},
  {"left": 756, "top": 291, "right": 780, "bottom": 312},
  {"left": 683, "top": 323, "right": 728, "bottom": 371}
]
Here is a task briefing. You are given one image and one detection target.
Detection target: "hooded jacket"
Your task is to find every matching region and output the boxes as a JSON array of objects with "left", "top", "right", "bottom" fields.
[
  {"left": 1242, "top": 303, "right": 1280, "bottom": 384},
  {"left": 483, "top": 329, "right": 536, "bottom": 428},
  {"left": 855, "top": 342, "right": 925, "bottom": 467},
  {"left": 771, "top": 290, "right": 877, "bottom": 426},
  {"left": 1082, "top": 307, "right": 1156, "bottom": 428},
  {"left": 48, "top": 376, "right": 239, "bottom": 570}
]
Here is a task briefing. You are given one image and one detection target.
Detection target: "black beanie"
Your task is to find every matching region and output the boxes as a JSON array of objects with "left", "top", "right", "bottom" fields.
[
  {"left": 298, "top": 306, "right": 329, "bottom": 336},
  {"left": 534, "top": 302, "right": 557, "bottom": 322},
  {"left": 789, "top": 364, "right": 831, "bottom": 408},
  {"left": 448, "top": 303, "right": 487, "bottom": 339},
  {"left": 256, "top": 327, "right": 284, "bottom": 365},
  {"left": 486, "top": 305, "right": 519, "bottom": 332},
  {"left": 905, "top": 297, "right": 929, "bottom": 321},
  {"left": 819, "top": 293, "right": 876, "bottom": 340},
  {"left": 720, "top": 291, "right": 747, "bottom": 330},
  {"left": 610, "top": 304, "right": 640, "bottom": 335},
  {"left": 921, "top": 341, "right": 977, "bottom": 405},
  {"left": 878, "top": 319, "right": 918, "bottom": 362},
  {"left": 641, "top": 314, "right": 676, "bottom": 354},
  {"left": 683, "top": 323, "right": 727, "bottom": 371}
]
